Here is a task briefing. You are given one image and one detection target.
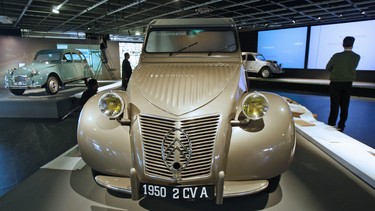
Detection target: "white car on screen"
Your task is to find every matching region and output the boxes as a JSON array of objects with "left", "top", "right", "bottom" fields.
[{"left": 242, "top": 52, "right": 284, "bottom": 78}]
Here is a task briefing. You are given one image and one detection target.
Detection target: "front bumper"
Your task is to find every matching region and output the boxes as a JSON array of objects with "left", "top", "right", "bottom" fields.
[
  {"left": 5, "top": 75, "right": 42, "bottom": 89},
  {"left": 270, "top": 67, "right": 284, "bottom": 74},
  {"left": 94, "top": 168, "right": 268, "bottom": 204}
]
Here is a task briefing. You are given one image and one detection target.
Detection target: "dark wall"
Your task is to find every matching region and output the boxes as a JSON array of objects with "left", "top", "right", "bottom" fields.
[{"left": 239, "top": 31, "right": 257, "bottom": 52}]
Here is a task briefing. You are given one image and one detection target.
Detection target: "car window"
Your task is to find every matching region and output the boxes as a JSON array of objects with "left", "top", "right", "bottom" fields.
[
  {"left": 72, "top": 53, "right": 83, "bottom": 63},
  {"left": 34, "top": 52, "right": 61, "bottom": 63},
  {"left": 242, "top": 55, "right": 246, "bottom": 61},
  {"left": 145, "top": 28, "right": 237, "bottom": 53},
  {"left": 247, "top": 55, "right": 255, "bottom": 61},
  {"left": 63, "top": 53, "right": 73, "bottom": 62},
  {"left": 255, "top": 54, "right": 266, "bottom": 61}
]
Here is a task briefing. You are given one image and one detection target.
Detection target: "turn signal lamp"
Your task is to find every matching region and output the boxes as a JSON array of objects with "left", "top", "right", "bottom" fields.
[
  {"left": 98, "top": 92, "right": 125, "bottom": 118},
  {"left": 241, "top": 92, "right": 269, "bottom": 120}
]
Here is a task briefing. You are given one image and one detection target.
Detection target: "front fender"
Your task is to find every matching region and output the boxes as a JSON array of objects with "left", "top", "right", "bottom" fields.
[
  {"left": 77, "top": 90, "right": 132, "bottom": 176},
  {"left": 226, "top": 92, "right": 296, "bottom": 180}
]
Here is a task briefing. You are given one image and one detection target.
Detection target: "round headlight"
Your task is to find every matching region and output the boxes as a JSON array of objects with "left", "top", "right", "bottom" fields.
[
  {"left": 241, "top": 92, "right": 269, "bottom": 120},
  {"left": 98, "top": 92, "right": 125, "bottom": 118},
  {"left": 31, "top": 68, "right": 38, "bottom": 75}
]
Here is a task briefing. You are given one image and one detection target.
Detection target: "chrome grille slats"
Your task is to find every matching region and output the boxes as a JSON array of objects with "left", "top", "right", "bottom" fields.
[
  {"left": 140, "top": 114, "right": 175, "bottom": 178},
  {"left": 139, "top": 114, "right": 220, "bottom": 181}
]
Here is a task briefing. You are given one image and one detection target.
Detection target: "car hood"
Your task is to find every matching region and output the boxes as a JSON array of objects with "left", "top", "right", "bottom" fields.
[
  {"left": 131, "top": 63, "right": 240, "bottom": 116},
  {"left": 12, "top": 62, "right": 55, "bottom": 74}
]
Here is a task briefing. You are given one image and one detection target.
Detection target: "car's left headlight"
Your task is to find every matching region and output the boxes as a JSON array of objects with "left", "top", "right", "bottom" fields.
[
  {"left": 98, "top": 92, "right": 125, "bottom": 118},
  {"left": 31, "top": 68, "right": 39, "bottom": 76},
  {"left": 8, "top": 68, "right": 14, "bottom": 75},
  {"left": 241, "top": 92, "right": 269, "bottom": 120}
]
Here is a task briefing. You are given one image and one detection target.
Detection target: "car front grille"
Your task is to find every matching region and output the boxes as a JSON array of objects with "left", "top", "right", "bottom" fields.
[
  {"left": 139, "top": 114, "right": 219, "bottom": 181},
  {"left": 14, "top": 75, "right": 28, "bottom": 85}
]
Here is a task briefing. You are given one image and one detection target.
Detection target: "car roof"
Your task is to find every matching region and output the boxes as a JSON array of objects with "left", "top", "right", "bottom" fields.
[
  {"left": 36, "top": 49, "right": 81, "bottom": 54},
  {"left": 148, "top": 18, "right": 236, "bottom": 28},
  {"left": 242, "top": 52, "right": 260, "bottom": 55}
]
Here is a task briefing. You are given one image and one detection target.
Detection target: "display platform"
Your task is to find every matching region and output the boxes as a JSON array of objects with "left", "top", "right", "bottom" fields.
[
  {"left": 248, "top": 77, "right": 375, "bottom": 98},
  {"left": 0, "top": 84, "right": 86, "bottom": 119},
  {"left": 0, "top": 132, "right": 374, "bottom": 211},
  {"left": 0, "top": 80, "right": 121, "bottom": 119}
]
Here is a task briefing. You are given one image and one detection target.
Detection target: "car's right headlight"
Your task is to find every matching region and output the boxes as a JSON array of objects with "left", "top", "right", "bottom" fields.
[
  {"left": 241, "top": 91, "right": 269, "bottom": 120},
  {"left": 98, "top": 92, "right": 125, "bottom": 118}
]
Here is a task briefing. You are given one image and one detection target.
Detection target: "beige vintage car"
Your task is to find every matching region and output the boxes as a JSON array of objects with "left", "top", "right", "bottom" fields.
[{"left": 77, "top": 18, "right": 296, "bottom": 204}]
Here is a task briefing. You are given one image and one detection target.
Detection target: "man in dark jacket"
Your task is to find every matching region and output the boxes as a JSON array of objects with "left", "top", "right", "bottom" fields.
[
  {"left": 326, "top": 36, "right": 360, "bottom": 132},
  {"left": 122, "top": 52, "right": 132, "bottom": 90},
  {"left": 79, "top": 79, "right": 98, "bottom": 106}
]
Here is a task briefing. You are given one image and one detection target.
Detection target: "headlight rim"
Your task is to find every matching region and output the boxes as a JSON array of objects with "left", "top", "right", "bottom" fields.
[
  {"left": 98, "top": 91, "right": 125, "bottom": 118},
  {"left": 241, "top": 91, "right": 269, "bottom": 120}
]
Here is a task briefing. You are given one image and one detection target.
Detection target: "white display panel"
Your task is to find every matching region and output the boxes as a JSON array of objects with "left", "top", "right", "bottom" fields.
[
  {"left": 257, "top": 27, "right": 307, "bottom": 68},
  {"left": 308, "top": 20, "right": 375, "bottom": 71}
]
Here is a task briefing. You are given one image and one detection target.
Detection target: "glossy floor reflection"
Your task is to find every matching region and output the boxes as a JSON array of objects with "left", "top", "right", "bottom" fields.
[{"left": 0, "top": 132, "right": 374, "bottom": 211}]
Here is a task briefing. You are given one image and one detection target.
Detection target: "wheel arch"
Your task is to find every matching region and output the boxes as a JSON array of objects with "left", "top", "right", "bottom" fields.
[{"left": 43, "top": 72, "right": 62, "bottom": 87}]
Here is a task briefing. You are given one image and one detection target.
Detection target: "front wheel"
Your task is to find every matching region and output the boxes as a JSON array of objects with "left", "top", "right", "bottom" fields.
[
  {"left": 260, "top": 67, "right": 272, "bottom": 78},
  {"left": 45, "top": 76, "right": 60, "bottom": 95},
  {"left": 10, "top": 89, "right": 25, "bottom": 95}
]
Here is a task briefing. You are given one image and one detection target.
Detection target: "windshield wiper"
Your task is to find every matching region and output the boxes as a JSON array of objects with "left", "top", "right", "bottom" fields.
[
  {"left": 170, "top": 42, "right": 198, "bottom": 56},
  {"left": 208, "top": 43, "right": 236, "bottom": 56}
]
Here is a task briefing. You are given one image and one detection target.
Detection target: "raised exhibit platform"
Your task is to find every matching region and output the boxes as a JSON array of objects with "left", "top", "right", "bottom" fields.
[
  {"left": 0, "top": 85, "right": 86, "bottom": 119},
  {"left": 0, "top": 80, "right": 121, "bottom": 119},
  {"left": 248, "top": 77, "right": 375, "bottom": 98}
]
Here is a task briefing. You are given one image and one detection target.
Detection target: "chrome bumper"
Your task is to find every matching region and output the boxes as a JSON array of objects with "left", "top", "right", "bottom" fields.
[{"left": 94, "top": 169, "right": 269, "bottom": 205}]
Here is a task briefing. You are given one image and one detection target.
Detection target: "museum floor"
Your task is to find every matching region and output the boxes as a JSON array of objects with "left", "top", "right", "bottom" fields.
[{"left": 0, "top": 78, "right": 374, "bottom": 210}]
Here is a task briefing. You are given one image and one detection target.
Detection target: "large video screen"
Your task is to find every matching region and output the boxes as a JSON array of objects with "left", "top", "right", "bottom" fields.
[
  {"left": 308, "top": 20, "right": 375, "bottom": 71},
  {"left": 257, "top": 27, "right": 307, "bottom": 68}
]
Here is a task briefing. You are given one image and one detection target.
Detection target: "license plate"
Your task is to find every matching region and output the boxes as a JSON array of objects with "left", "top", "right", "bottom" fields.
[{"left": 141, "top": 183, "right": 214, "bottom": 200}]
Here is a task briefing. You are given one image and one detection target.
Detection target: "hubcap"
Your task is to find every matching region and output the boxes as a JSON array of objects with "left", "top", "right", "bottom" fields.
[{"left": 50, "top": 79, "right": 58, "bottom": 92}]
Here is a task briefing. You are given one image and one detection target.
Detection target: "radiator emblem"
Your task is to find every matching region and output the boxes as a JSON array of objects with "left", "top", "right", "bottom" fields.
[{"left": 161, "top": 128, "right": 192, "bottom": 173}]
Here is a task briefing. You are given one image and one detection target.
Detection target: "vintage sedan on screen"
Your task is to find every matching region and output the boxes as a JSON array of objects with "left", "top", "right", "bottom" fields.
[
  {"left": 77, "top": 18, "right": 296, "bottom": 204},
  {"left": 242, "top": 52, "right": 284, "bottom": 78},
  {"left": 4, "top": 48, "right": 93, "bottom": 95}
]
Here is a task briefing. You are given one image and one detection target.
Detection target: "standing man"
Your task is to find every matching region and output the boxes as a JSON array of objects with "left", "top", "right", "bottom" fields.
[
  {"left": 326, "top": 36, "right": 360, "bottom": 132},
  {"left": 122, "top": 52, "right": 133, "bottom": 90}
]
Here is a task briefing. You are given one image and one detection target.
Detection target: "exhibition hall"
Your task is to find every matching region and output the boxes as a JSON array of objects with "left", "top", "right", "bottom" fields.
[{"left": 0, "top": 1, "right": 374, "bottom": 210}]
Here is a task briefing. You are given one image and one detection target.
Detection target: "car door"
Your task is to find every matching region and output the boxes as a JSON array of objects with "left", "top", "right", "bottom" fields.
[
  {"left": 61, "top": 52, "right": 76, "bottom": 82},
  {"left": 242, "top": 54, "right": 258, "bottom": 73},
  {"left": 71, "top": 52, "right": 85, "bottom": 79}
]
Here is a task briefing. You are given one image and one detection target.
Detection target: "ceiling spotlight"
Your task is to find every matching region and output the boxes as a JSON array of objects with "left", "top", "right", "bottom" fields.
[
  {"left": 292, "top": 20, "right": 296, "bottom": 24},
  {"left": 317, "top": 17, "right": 321, "bottom": 20},
  {"left": 52, "top": 7, "right": 60, "bottom": 14},
  {"left": 361, "top": 11, "right": 366, "bottom": 15},
  {"left": 339, "top": 14, "right": 343, "bottom": 18},
  {"left": 195, "top": 7, "right": 212, "bottom": 14}
]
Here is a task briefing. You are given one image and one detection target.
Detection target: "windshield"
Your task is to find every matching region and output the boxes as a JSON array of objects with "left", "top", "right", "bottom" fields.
[
  {"left": 34, "top": 52, "right": 61, "bottom": 63},
  {"left": 255, "top": 54, "right": 266, "bottom": 61},
  {"left": 145, "top": 28, "right": 238, "bottom": 54}
]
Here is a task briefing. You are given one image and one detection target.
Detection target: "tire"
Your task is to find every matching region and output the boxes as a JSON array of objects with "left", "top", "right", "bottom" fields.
[
  {"left": 260, "top": 67, "right": 271, "bottom": 78},
  {"left": 10, "top": 89, "right": 25, "bottom": 95},
  {"left": 265, "top": 175, "right": 281, "bottom": 193},
  {"left": 45, "top": 76, "right": 60, "bottom": 95}
]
